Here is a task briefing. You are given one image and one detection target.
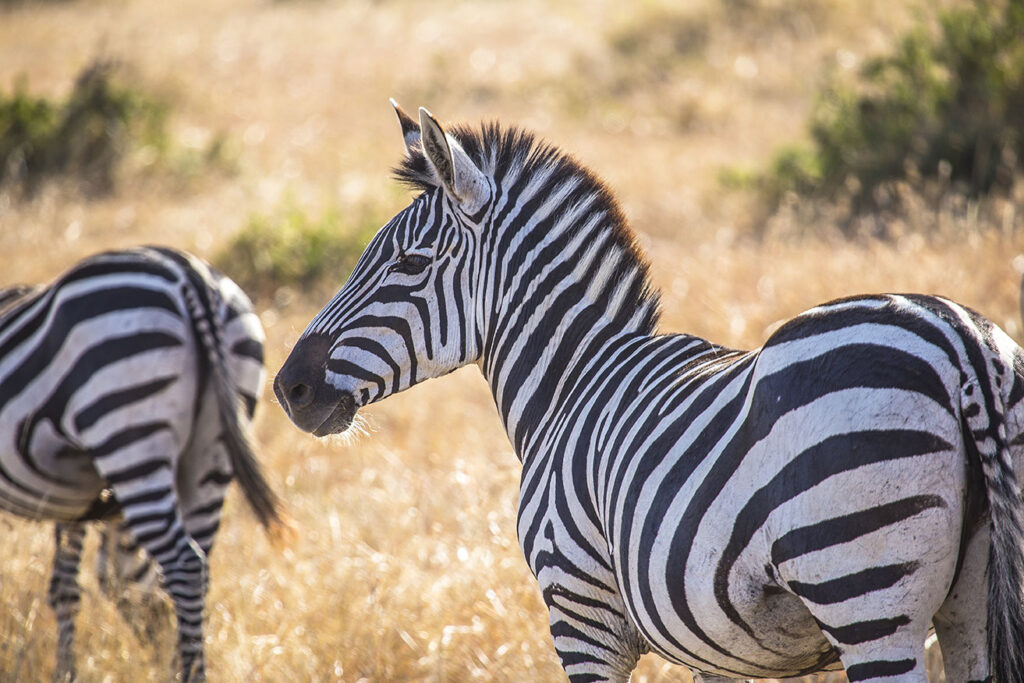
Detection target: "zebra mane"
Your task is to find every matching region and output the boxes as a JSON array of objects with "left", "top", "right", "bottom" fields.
[{"left": 393, "top": 121, "right": 662, "bottom": 334}]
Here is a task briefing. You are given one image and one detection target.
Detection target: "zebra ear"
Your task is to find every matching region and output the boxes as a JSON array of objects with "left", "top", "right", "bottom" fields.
[
  {"left": 418, "top": 107, "right": 490, "bottom": 214},
  {"left": 390, "top": 98, "right": 420, "bottom": 155}
]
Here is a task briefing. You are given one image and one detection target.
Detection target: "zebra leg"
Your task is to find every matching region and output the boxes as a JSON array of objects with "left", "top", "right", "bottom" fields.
[
  {"left": 174, "top": 419, "right": 231, "bottom": 560},
  {"left": 48, "top": 522, "right": 86, "bottom": 683},
  {"left": 542, "top": 582, "right": 646, "bottom": 682},
  {"left": 778, "top": 552, "right": 942, "bottom": 681},
  {"left": 97, "top": 520, "right": 167, "bottom": 645},
  {"left": 94, "top": 465, "right": 208, "bottom": 683},
  {"left": 784, "top": 590, "right": 932, "bottom": 682},
  {"left": 932, "top": 525, "right": 990, "bottom": 683},
  {"left": 800, "top": 606, "right": 930, "bottom": 682}
]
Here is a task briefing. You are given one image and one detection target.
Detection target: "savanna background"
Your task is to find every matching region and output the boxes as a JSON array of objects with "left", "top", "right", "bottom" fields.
[{"left": 1, "top": 0, "right": 1022, "bottom": 680}]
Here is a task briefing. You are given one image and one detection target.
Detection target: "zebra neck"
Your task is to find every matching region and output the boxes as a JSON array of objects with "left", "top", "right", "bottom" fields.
[
  {"left": 469, "top": 152, "right": 660, "bottom": 458},
  {"left": 478, "top": 323, "right": 741, "bottom": 476},
  {"left": 475, "top": 221, "right": 661, "bottom": 455},
  {"left": 478, "top": 284, "right": 654, "bottom": 460}
]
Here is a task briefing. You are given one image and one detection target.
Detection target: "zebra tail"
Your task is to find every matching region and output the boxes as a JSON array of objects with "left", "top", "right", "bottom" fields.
[
  {"left": 962, "top": 375, "right": 1024, "bottom": 682},
  {"left": 215, "top": 382, "right": 295, "bottom": 546},
  {"left": 181, "top": 267, "right": 294, "bottom": 545}
]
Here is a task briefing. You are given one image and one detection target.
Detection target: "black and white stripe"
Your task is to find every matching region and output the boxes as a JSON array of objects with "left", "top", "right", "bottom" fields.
[
  {"left": 276, "top": 106, "right": 1024, "bottom": 682},
  {"left": 1, "top": 246, "right": 286, "bottom": 682}
]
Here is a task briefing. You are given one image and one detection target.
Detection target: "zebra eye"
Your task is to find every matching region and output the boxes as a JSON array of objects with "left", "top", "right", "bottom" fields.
[{"left": 388, "top": 253, "right": 431, "bottom": 276}]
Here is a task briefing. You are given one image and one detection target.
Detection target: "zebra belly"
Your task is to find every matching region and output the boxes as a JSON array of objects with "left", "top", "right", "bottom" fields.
[
  {"left": 0, "top": 448, "right": 104, "bottom": 521},
  {"left": 0, "top": 407, "right": 102, "bottom": 520},
  {"left": 622, "top": 571, "right": 838, "bottom": 678}
]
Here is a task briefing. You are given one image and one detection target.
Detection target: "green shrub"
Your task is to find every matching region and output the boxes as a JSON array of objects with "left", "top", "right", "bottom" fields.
[
  {"left": 0, "top": 60, "right": 169, "bottom": 196},
  {"left": 758, "top": 0, "right": 1024, "bottom": 211},
  {"left": 215, "top": 199, "right": 382, "bottom": 302}
]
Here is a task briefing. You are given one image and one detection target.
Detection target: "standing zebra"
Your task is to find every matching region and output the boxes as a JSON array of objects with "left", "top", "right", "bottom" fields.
[
  {"left": 276, "top": 105, "right": 1024, "bottom": 682},
  {"left": 0, "top": 246, "right": 287, "bottom": 682}
]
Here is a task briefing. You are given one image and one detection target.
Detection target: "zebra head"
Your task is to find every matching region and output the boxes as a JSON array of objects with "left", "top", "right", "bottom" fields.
[{"left": 275, "top": 104, "right": 492, "bottom": 436}]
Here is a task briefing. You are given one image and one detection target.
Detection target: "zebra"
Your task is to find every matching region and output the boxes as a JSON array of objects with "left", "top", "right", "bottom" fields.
[
  {"left": 3, "top": 286, "right": 170, "bottom": 647},
  {"left": 274, "top": 103, "right": 1024, "bottom": 682},
  {"left": 0, "top": 246, "right": 287, "bottom": 682}
]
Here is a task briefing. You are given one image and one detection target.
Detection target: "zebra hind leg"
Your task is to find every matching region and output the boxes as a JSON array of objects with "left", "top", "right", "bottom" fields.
[
  {"left": 780, "top": 555, "right": 938, "bottom": 681},
  {"left": 932, "top": 523, "right": 990, "bottom": 683},
  {"left": 802, "top": 611, "right": 931, "bottom": 682},
  {"left": 97, "top": 520, "right": 170, "bottom": 647},
  {"left": 95, "top": 466, "right": 209, "bottom": 683},
  {"left": 48, "top": 522, "right": 86, "bottom": 683}
]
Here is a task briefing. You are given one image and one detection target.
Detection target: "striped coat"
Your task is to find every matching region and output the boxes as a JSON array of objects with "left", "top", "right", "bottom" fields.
[
  {"left": 0, "top": 246, "right": 285, "bottom": 682},
  {"left": 276, "top": 106, "right": 1024, "bottom": 682}
]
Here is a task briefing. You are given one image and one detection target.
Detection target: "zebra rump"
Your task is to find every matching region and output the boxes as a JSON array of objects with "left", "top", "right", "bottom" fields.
[{"left": 0, "top": 246, "right": 286, "bottom": 682}]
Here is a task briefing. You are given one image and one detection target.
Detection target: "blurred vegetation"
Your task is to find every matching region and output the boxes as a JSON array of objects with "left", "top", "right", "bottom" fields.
[
  {"left": 608, "top": 9, "right": 710, "bottom": 83},
  {"left": 542, "top": 0, "right": 841, "bottom": 136},
  {"left": 215, "top": 198, "right": 382, "bottom": 303},
  {"left": 747, "top": 0, "right": 1024, "bottom": 213},
  {"left": 0, "top": 60, "right": 236, "bottom": 198},
  {"left": 0, "top": 0, "right": 74, "bottom": 6},
  {"left": 0, "top": 61, "right": 168, "bottom": 196}
]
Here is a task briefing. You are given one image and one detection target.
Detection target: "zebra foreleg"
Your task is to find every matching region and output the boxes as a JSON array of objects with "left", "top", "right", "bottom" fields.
[
  {"left": 94, "top": 465, "right": 209, "bottom": 683},
  {"left": 543, "top": 587, "right": 646, "bottom": 682},
  {"left": 48, "top": 522, "right": 86, "bottom": 683}
]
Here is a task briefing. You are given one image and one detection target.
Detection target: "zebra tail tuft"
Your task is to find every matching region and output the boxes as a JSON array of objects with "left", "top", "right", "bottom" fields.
[
  {"left": 961, "top": 377, "right": 1024, "bottom": 682},
  {"left": 182, "top": 266, "right": 294, "bottom": 544}
]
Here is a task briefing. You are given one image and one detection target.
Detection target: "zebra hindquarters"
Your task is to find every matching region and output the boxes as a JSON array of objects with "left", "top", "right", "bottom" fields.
[
  {"left": 763, "top": 409, "right": 966, "bottom": 681},
  {"left": 174, "top": 380, "right": 235, "bottom": 557},
  {"left": 932, "top": 523, "right": 991, "bottom": 683}
]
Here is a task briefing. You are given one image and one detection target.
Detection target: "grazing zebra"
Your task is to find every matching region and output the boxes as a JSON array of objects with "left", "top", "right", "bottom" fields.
[
  {"left": 274, "top": 104, "right": 1024, "bottom": 683},
  {"left": 0, "top": 247, "right": 287, "bottom": 682}
]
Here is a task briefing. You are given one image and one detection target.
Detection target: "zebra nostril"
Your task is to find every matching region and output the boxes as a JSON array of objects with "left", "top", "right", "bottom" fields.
[{"left": 288, "top": 382, "right": 312, "bottom": 407}]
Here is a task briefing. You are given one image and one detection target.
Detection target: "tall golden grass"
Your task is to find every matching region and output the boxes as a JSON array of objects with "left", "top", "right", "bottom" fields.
[{"left": 0, "top": 0, "right": 1019, "bottom": 680}]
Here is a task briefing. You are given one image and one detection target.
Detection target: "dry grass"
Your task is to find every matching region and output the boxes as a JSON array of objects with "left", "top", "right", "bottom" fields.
[{"left": 0, "top": 0, "right": 1019, "bottom": 680}]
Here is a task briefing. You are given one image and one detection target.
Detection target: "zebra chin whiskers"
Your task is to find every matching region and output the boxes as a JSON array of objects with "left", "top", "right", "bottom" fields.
[{"left": 323, "top": 412, "right": 374, "bottom": 448}]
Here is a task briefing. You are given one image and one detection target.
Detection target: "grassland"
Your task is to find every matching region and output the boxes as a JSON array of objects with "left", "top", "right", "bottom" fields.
[{"left": 0, "top": 0, "right": 1020, "bottom": 680}]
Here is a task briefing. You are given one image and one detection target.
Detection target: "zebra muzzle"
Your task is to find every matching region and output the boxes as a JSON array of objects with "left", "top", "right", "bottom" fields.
[
  {"left": 274, "top": 369, "right": 356, "bottom": 436},
  {"left": 275, "top": 335, "right": 358, "bottom": 436},
  {"left": 311, "top": 393, "right": 357, "bottom": 437}
]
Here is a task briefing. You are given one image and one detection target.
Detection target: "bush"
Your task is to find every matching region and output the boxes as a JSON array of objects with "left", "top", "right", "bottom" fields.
[
  {"left": 0, "top": 60, "right": 169, "bottom": 196},
  {"left": 758, "top": 0, "right": 1024, "bottom": 212},
  {"left": 215, "top": 199, "right": 382, "bottom": 303}
]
